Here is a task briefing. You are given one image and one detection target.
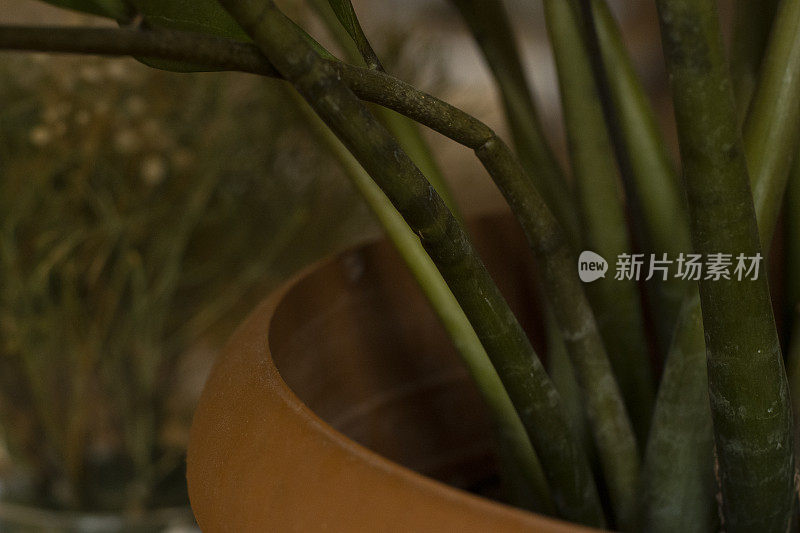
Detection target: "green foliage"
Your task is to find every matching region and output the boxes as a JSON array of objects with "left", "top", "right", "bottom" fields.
[
  {"left": 6, "top": 0, "right": 800, "bottom": 529},
  {"left": 130, "top": 0, "right": 248, "bottom": 40},
  {"left": 130, "top": 0, "right": 250, "bottom": 72},
  {"left": 0, "top": 53, "right": 368, "bottom": 511},
  {"left": 134, "top": 0, "right": 335, "bottom": 71},
  {"left": 327, "top": 0, "right": 382, "bottom": 69}
]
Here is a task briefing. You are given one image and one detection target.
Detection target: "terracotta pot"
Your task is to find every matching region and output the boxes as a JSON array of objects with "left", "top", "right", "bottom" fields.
[{"left": 187, "top": 215, "right": 596, "bottom": 532}]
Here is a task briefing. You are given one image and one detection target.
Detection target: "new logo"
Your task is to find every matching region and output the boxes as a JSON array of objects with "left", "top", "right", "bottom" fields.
[{"left": 578, "top": 251, "right": 608, "bottom": 283}]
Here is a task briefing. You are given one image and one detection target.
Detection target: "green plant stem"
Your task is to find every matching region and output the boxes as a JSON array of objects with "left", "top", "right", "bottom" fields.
[
  {"left": 787, "top": 156, "right": 800, "bottom": 430},
  {"left": 656, "top": 1, "right": 794, "bottom": 531},
  {"left": 575, "top": 0, "right": 691, "bottom": 350},
  {"left": 6, "top": 24, "right": 464, "bottom": 221},
  {"left": 0, "top": 20, "right": 644, "bottom": 525},
  {"left": 546, "top": 308, "right": 592, "bottom": 459},
  {"left": 475, "top": 137, "right": 639, "bottom": 529},
  {"left": 324, "top": 0, "right": 382, "bottom": 71},
  {"left": 788, "top": 156, "right": 800, "bottom": 328},
  {"left": 215, "top": 0, "right": 604, "bottom": 525},
  {"left": 642, "top": 1, "right": 800, "bottom": 528},
  {"left": 447, "top": 0, "right": 590, "bottom": 472},
  {"left": 376, "top": 107, "right": 462, "bottom": 217},
  {"left": 0, "top": 21, "right": 647, "bottom": 522},
  {"left": 545, "top": 0, "right": 653, "bottom": 456},
  {"left": 307, "top": 0, "right": 461, "bottom": 219},
  {"left": 731, "top": 0, "right": 780, "bottom": 119},
  {"left": 287, "top": 87, "right": 554, "bottom": 514},
  {"left": 0, "top": 26, "right": 521, "bottom": 152},
  {"left": 449, "top": 0, "right": 580, "bottom": 246},
  {"left": 639, "top": 292, "right": 717, "bottom": 533},
  {"left": 350, "top": 5, "right": 642, "bottom": 519},
  {"left": 745, "top": 0, "right": 800, "bottom": 247}
]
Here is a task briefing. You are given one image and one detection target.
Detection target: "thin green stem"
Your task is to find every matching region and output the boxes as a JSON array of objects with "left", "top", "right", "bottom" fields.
[
  {"left": 546, "top": 308, "right": 592, "bottom": 461},
  {"left": 216, "top": 0, "right": 604, "bottom": 525},
  {"left": 288, "top": 87, "right": 554, "bottom": 514},
  {"left": 447, "top": 2, "right": 590, "bottom": 473},
  {"left": 545, "top": 0, "right": 654, "bottom": 458},
  {"left": 731, "top": 0, "right": 780, "bottom": 119},
  {"left": 307, "top": 0, "right": 461, "bottom": 218},
  {"left": 745, "top": 0, "right": 800, "bottom": 247},
  {"left": 0, "top": 26, "right": 501, "bottom": 149},
  {"left": 324, "top": 0, "right": 383, "bottom": 71},
  {"left": 786, "top": 156, "right": 800, "bottom": 429},
  {"left": 418, "top": 8, "right": 642, "bottom": 523},
  {"left": 0, "top": 25, "right": 278, "bottom": 74},
  {"left": 475, "top": 137, "right": 639, "bottom": 529},
  {"left": 575, "top": 0, "right": 692, "bottom": 351},
  {"left": 449, "top": 0, "right": 580, "bottom": 246},
  {"left": 656, "top": 1, "right": 794, "bottom": 531}
]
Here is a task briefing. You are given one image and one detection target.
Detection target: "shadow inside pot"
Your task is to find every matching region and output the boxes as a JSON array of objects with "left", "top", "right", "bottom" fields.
[{"left": 269, "top": 214, "right": 544, "bottom": 500}]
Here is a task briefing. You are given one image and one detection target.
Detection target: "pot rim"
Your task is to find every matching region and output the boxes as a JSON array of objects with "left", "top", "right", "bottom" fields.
[{"left": 187, "top": 232, "right": 600, "bottom": 533}]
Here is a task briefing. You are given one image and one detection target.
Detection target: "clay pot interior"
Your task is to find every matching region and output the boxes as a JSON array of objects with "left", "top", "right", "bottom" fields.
[{"left": 268, "top": 214, "right": 545, "bottom": 501}]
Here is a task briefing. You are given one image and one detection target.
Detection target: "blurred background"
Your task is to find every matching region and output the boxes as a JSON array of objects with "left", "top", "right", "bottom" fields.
[{"left": 0, "top": 0, "right": 697, "bottom": 529}]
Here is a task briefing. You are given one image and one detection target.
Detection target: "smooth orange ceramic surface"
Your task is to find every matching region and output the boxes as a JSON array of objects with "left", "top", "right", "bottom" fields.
[{"left": 187, "top": 216, "right": 598, "bottom": 532}]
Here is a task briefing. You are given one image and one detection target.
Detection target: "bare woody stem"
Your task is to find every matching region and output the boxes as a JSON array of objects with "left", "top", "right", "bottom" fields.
[
  {"left": 209, "top": 0, "right": 605, "bottom": 525},
  {"left": 656, "top": 0, "right": 794, "bottom": 531}
]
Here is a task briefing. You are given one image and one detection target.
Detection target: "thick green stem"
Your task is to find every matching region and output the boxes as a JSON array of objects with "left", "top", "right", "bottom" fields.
[
  {"left": 375, "top": 107, "right": 462, "bottom": 218},
  {"left": 545, "top": 0, "right": 654, "bottom": 454},
  {"left": 215, "top": 0, "right": 604, "bottom": 525},
  {"left": 288, "top": 88, "right": 553, "bottom": 514},
  {"left": 449, "top": 0, "right": 581, "bottom": 245},
  {"left": 643, "top": 0, "right": 800, "bottom": 529},
  {"left": 656, "top": 1, "right": 794, "bottom": 531}
]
